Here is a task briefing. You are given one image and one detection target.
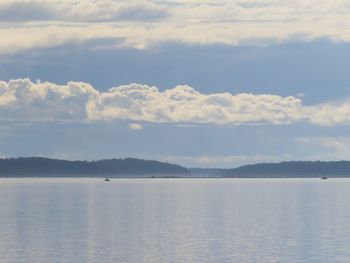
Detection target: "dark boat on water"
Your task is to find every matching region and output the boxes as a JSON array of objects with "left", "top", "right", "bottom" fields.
[
  {"left": 321, "top": 177, "right": 328, "bottom": 180},
  {"left": 104, "top": 177, "right": 110, "bottom": 182}
]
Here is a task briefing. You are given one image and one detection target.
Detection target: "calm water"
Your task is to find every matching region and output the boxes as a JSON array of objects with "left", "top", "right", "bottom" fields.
[{"left": 1, "top": 178, "right": 350, "bottom": 263}]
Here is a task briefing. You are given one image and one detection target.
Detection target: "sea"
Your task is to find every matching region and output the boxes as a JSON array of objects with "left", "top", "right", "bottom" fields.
[{"left": 0, "top": 178, "right": 350, "bottom": 263}]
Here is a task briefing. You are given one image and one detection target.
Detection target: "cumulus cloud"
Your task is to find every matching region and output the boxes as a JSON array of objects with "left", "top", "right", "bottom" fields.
[
  {"left": 2, "top": 0, "right": 350, "bottom": 53},
  {"left": 87, "top": 83, "right": 303, "bottom": 124},
  {"left": 0, "top": 78, "right": 350, "bottom": 126},
  {"left": 0, "top": 79, "right": 97, "bottom": 121}
]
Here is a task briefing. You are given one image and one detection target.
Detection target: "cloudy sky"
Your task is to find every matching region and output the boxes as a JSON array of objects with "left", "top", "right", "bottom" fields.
[{"left": 1, "top": 0, "right": 350, "bottom": 167}]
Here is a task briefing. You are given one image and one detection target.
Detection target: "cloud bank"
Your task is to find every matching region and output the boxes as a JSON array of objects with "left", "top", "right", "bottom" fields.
[
  {"left": 2, "top": 0, "right": 350, "bottom": 53},
  {"left": 0, "top": 78, "right": 350, "bottom": 126}
]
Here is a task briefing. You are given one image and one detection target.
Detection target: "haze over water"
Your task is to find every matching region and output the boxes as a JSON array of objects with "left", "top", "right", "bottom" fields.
[{"left": 0, "top": 178, "right": 350, "bottom": 263}]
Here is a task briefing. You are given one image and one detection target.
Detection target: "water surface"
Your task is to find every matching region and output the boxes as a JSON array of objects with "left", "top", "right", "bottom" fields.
[{"left": 0, "top": 178, "right": 350, "bottom": 263}]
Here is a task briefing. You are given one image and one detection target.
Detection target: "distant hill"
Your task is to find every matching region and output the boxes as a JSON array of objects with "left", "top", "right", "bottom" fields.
[
  {"left": 227, "top": 161, "right": 350, "bottom": 177},
  {"left": 0, "top": 157, "right": 189, "bottom": 177}
]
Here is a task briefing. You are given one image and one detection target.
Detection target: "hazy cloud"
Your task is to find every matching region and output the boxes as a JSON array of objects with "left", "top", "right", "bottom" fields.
[
  {"left": 158, "top": 154, "right": 288, "bottom": 168},
  {"left": 0, "top": 0, "right": 168, "bottom": 22},
  {"left": 0, "top": 1, "right": 55, "bottom": 22},
  {"left": 129, "top": 123, "right": 143, "bottom": 130},
  {"left": 1, "top": 78, "right": 350, "bottom": 126},
  {"left": 297, "top": 137, "right": 350, "bottom": 160},
  {"left": 2, "top": 1, "right": 350, "bottom": 53}
]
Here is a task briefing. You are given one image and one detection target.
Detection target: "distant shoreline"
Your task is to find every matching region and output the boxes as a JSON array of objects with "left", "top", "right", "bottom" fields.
[
  {"left": 1, "top": 157, "right": 350, "bottom": 178},
  {"left": 1, "top": 175, "right": 349, "bottom": 179}
]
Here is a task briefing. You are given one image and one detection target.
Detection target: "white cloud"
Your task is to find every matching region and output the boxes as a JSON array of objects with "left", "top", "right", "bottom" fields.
[
  {"left": 129, "top": 123, "right": 143, "bottom": 130},
  {"left": 2, "top": 0, "right": 350, "bottom": 53},
  {"left": 87, "top": 83, "right": 304, "bottom": 124},
  {"left": 1, "top": 78, "right": 350, "bottom": 126},
  {"left": 0, "top": 78, "right": 97, "bottom": 121}
]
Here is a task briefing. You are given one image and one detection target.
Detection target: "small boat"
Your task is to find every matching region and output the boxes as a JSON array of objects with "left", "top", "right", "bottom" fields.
[
  {"left": 321, "top": 177, "right": 328, "bottom": 180},
  {"left": 104, "top": 177, "right": 110, "bottom": 182}
]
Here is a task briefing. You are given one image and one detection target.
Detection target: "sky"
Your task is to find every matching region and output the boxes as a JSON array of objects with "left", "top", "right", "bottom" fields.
[{"left": 2, "top": 0, "right": 350, "bottom": 167}]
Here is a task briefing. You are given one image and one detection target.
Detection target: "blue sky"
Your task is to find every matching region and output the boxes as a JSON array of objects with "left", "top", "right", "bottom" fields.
[{"left": 1, "top": 0, "right": 350, "bottom": 167}]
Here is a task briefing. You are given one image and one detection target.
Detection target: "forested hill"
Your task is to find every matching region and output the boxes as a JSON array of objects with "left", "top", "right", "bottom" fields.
[
  {"left": 227, "top": 161, "right": 350, "bottom": 177},
  {"left": 0, "top": 157, "right": 189, "bottom": 176}
]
